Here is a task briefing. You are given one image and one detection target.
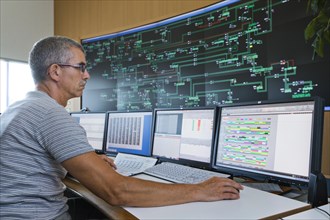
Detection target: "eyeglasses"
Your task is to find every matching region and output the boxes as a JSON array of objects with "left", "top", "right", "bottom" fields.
[{"left": 57, "top": 63, "right": 87, "bottom": 73}]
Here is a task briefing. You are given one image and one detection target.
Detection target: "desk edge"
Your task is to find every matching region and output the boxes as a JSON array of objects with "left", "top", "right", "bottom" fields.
[{"left": 63, "top": 177, "right": 139, "bottom": 220}]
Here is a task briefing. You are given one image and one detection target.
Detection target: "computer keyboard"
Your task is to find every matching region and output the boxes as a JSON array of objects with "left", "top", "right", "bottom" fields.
[
  {"left": 242, "top": 182, "right": 283, "bottom": 192},
  {"left": 143, "top": 162, "right": 230, "bottom": 184}
]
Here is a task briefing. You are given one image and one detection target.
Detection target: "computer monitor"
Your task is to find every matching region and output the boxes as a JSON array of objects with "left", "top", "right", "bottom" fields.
[
  {"left": 151, "top": 107, "right": 217, "bottom": 169},
  {"left": 70, "top": 112, "right": 106, "bottom": 153},
  {"left": 212, "top": 97, "right": 324, "bottom": 186},
  {"left": 81, "top": 0, "right": 330, "bottom": 112},
  {"left": 103, "top": 111, "right": 153, "bottom": 156}
]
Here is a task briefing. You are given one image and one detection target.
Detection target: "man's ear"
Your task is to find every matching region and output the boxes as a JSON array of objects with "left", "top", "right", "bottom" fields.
[{"left": 48, "top": 64, "right": 61, "bottom": 82}]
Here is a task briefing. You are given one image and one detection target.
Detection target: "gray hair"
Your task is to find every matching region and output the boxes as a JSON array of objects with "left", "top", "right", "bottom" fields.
[{"left": 28, "top": 36, "right": 84, "bottom": 83}]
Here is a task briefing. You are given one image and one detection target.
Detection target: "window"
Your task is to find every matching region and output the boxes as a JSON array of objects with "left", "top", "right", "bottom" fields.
[{"left": 0, "top": 59, "right": 34, "bottom": 113}]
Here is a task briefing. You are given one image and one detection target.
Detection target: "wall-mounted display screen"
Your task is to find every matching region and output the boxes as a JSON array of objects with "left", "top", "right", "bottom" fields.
[{"left": 81, "top": 0, "right": 330, "bottom": 111}]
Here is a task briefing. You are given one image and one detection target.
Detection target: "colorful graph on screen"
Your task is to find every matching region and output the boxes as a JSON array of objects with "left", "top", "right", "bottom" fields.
[{"left": 220, "top": 116, "right": 271, "bottom": 167}]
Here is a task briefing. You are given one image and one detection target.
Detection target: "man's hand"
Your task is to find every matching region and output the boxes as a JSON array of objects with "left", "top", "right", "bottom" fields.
[{"left": 198, "top": 177, "right": 244, "bottom": 201}]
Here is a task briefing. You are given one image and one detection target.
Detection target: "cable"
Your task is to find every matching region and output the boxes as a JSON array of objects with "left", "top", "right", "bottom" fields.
[{"left": 315, "top": 206, "right": 330, "bottom": 217}]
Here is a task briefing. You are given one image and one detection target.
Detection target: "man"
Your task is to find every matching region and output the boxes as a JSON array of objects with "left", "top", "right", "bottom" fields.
[{"left": 0, "top": 36, "right": 243, "bottom": 219}]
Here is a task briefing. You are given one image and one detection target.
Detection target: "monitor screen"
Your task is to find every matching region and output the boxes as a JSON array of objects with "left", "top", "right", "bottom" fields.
[
  {"left": 104, "top": 111, "right": 153, "bottom": 156},
  {"left": 152, "top": 107, "right": 216, "bottom": 168},
  {"left": 212, "top": 97, "right": 324, "bottom": 186},
  {"left": 70, "top": 112, "right": 106, "bottom": 152},
  {"left": 81, "top": 0, "right": 329, "bottom": 112}
]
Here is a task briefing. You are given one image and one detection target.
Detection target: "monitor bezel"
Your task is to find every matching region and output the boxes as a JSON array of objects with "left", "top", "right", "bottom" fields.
[
  {"left": 151, "top": 106, "right": 219, "bottom": 170},
  {"left": 211, "top": 97, "right": 324, "bottom": 186},
  {"left": 103, "top": 110, "right": 154, "bottom": 156}
]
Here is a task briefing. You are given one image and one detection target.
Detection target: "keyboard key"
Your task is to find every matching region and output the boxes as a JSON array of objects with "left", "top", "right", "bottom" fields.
[{"left": 143, "top": 162, "right": 229, "bottom": 184}]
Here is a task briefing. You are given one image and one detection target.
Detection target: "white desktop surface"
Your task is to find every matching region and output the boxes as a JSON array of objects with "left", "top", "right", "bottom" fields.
[
  {"left": 124, "top": 174, "right": 310, "bottom": 219},
  {"left": 284, "top": 203, "right": 329, "bottom": 219}
]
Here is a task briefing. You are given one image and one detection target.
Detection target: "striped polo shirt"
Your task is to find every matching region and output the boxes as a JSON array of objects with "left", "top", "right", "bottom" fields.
[{"left": 0, "top": 91, "right": 94, "bottom": 219}]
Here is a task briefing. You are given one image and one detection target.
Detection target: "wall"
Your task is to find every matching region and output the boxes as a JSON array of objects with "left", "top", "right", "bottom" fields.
[
  {"left": 0, "top": 0, "right": 54, "bottom": 62},
  {"left": 54, "top": 0, "right": 219, "bottom": 43},
  {"left": 0, "top": 0, "right": 54, "bottom": 112}
]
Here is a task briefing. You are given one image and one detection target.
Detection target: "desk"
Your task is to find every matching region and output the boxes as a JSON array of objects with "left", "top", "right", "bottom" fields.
[
  {"left": 63, "top": 177, "right": 138, "bottom": 220},
  {"left": 284, "top": 203, "right": 329, "bottom": 219},
  {"left": 125, "top": 174, "right": 311, "bottom": 219},
  {"left": 64, "top": 174, "right": 311, "bottom": 219}
]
